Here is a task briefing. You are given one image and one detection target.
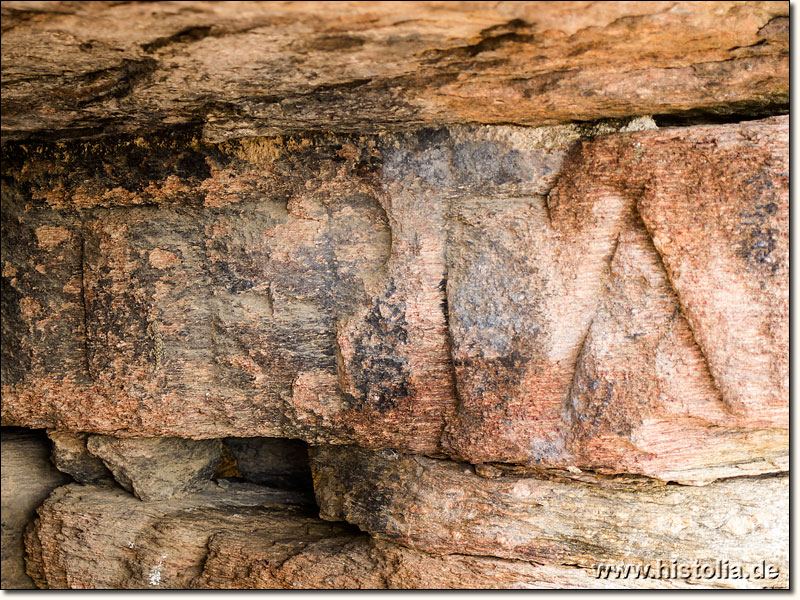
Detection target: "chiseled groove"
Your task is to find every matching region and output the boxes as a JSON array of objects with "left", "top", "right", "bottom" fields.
[
  {"left": 631, "top": 195, "right": 728, "bottom": 413},
  {"left": 79, "top": 230, "right": 94, "bottom": 383}
]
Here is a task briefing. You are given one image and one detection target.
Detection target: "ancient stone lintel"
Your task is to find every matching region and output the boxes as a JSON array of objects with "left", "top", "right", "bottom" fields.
[{"left": 0, "top": 117, "right": 789, "bottom": 484}]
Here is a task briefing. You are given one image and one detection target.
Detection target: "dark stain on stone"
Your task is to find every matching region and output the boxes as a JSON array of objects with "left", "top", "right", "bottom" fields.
[
  {"left": 346, "top": 289, "right": 411, "bottom": 413},
  {"left": 142, "top": 26, "right": 213, "bottom": 53},
  {"left": 737, "top": 171, "right": 782, "bottom": 275},
  {"left": 308, "top": 35, "right": 366, "bottom": 52},
  {"left": 75, "top": 58, "right": 159, "bottom": 107}
]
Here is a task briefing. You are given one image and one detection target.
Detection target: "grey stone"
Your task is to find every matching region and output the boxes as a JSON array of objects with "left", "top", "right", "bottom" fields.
[
  {"left": 47, "top": 431, "right": 114, "bottom": 484},
  {"left": 86, "top": 436, "right": 223, "bottom": 502}
]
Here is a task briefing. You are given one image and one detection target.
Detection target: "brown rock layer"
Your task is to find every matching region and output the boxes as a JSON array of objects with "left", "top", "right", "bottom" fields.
[
  {"left": 310, "top": 445, "right": 788, "bottom": 588},
  {"left": 0, "top": 2, "right": 788, "bottom": 143},
  {"left": 1, "top": 429, "right": 70, "bottom": 589},
  {"left": 24, "top": 481, "right": 318, "bottom": 589},
  {"left": 25, "top": 481, "right": 755, "bottom": 589},
  {"left": 194, "top": 528, "right": 703, "bottom": 589},
  {"left": 85, "top": 435, "right": 223, "bottom": 502},
  {"left": 47, "top": 431, "right": 113, "bottom": 484}
]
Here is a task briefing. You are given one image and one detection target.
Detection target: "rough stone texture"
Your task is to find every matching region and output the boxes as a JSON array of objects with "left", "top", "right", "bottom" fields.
[
  {"left": 213, "top": 444, "right": 242, "bottom": 479},
  {"left": 310, "top": 446, "right": 789, "bottom": 588},
  {"left": 0, "top": 2, "right": 790, "bottom": 590},
  {"left": 556, "top": 115, "right": 789, "bottom": 483},
  {"left": 194, "top": 528, "right": 705, "bottom": 590},
  {"left": 223, "top": 437, "right": 312, "bottom": 491},
  {"left": 85, "top": 436, "right": 223, "bottom": 502},
  {"left": 24, "top": 481, "right": 319, "bottom": 589},
  {"left": 637, "top": 140, "right": 789, "bottom": 429},
  {"left": 0, "top": 123, "right": 592, "bottom": 452},
  {"left": 441, "top": 115, "right": 789, "bottom": 482},
  {"left": 0, "top": 2, "right": 788, "bottom": 143},
  {"left": 25, "top": 481, "right": 727, "bottom": 589},
  {"left": 47, "top": 430, "right": 114, "bottom": 484},
  {"left": 2, "top": 117, "right": 788, "bottom": 483},
  {"left": 1, "top": 428, "right": 70, "bottom": 589}
]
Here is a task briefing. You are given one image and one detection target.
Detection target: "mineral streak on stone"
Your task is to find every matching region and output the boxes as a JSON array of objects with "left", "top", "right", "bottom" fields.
[
  {"left": 1, "top": 429, "right": 70, "bottom": 589},
  {"left": 0, "top": 2, "right": 788, "bottom": 143},
  {"left": 310, "top": 445, "right": 789, "bottom": 588},
  {"left": 0, "top": 116, "right": 789, "bottom": 483},
  {"left": 85, "top": 436, "right": 223, "bottom": 502},
  {"left": 47, "top": 430, "right": 114, "bottom": 484}
]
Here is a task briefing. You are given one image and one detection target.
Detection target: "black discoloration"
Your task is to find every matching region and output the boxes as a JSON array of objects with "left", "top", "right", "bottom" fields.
[
  {"left": 737, "top": 171, "right": 782, "bottom": 275},
  {"left": 453, "top": 348, "right": 526, "bottom": 414},
  {"left": 413, "top": 128, "right": 452, "bottom": 150},
  {"left": 0, "top": 275, "right": 30, "bottom": 384},
  {"left": 1, "top": 182, "right": 87, "bottom": 386},
  {"left": 2, "top": 127, "right": 217, "bottom": 201},
  {"left": 652, "top": 102, "right": 789, "bottom": 127},
  {"left": 223, "top": 437, "right": 314, "bottom": 492},
  {"left": 307, "top": 35, "right": 366, "bottom": 52},
  {"left": 75, "top": 58, "right": 158, "bottom": 107},
  {"left": 348, "top": 294, "right": 411, "bottom": 413},
  {"left": 142, "top": 26, "right": 213, "bottom": 53},
  {"left": 438, "top": 277, "right": 449, "bottom": 322},
  {"left": 422, "top": 18, "right": 533, "bottom": 61}
]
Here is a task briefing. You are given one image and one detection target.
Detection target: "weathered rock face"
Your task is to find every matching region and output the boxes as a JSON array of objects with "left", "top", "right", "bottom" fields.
[
  {"left": 23, "top": 481, "right": 754, "bottom": 589},
  {"left": 2, "top": 116, "right": 788, "bottom": 483},
  {"left": 442, "top": 115, "right": 789, "bottom": 481},
  {"left": 84, "top": 436, "right": 223, "bottom": 502},
  {"left": 25, "top": 481, "right": 321, "bottom": 589},
  {"left": 0, "top": 1, "right": 788, "bottom": 142},
  {"left": 0, "top": 0, "right": 789, "bottom": 591},
  {"left": 310, "top": 445, "right": 789, "bottom": 588},
  {"left": 48, "top": 431, "right": 114, "bottom": 484},
  {"left": 1, "top": 429, "right": 70, "bottom": 589}
]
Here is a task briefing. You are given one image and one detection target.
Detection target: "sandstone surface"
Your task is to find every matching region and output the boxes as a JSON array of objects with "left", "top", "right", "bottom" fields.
[
  {"left": 1, "top": 2, "right": 788, "bottom": 143},
  {"left": 48, "top": 431, "right": 114, "bottom": 484},
  {"left": 2, "top": 117, "right": 788, "bottom": 483},
  {"left": 25, "top": 481, "right": 752, "bottom": 589},
  {"left": 311, "top": 445, "right": 789, "bottom": 588},
  {"left": 85, "top": 436, "right": 223, "bottom": 502},
  {"left": 1, "top": 429, "right": 70, "bottom": 588}
]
